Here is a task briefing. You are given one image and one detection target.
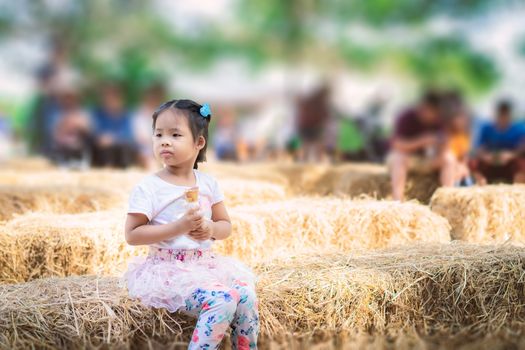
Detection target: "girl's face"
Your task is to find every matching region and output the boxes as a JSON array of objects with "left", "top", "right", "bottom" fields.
[{"left": 153, "top": 109, "right": 205, "bottom": 167}]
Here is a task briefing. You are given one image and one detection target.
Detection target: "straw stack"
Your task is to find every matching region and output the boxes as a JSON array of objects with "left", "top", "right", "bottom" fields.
[
  {"left": 0, "top": 157, "right": 54, "bottom": 170},
  {"left": 430, "top": 185, "right": 525, "bottom": 243},
  {"left": 0, "top": 211, "right": 146, "bottom": 284},
  {"left": 0, "top": 196, "right": 450, "bottom": 283},
  {"left": 0, "top": 169, "right": 147, "bottom": 193},
  {"left": 215, "top": 198, "right": 451, "bottom": 264},
  {"left": 0, "top": 185, "right": 126, "bottom": 221},
  {"left": 1, "top": 243, "right": 524, "bottom": 349},
  {"left": 310, "top": 163, "right": 390, "bottom": 198},
  {"left": 219, "top": 179, "right": 288, "bottom": 206}
]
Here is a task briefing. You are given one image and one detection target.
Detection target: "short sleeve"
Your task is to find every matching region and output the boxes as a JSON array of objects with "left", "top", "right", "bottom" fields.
[
  {"left": 478, "top": 124, "right": 490, "bottom": 148},
  {"left": 210, "top": 176, "right": 225, "bottom": 205},
  {"left": 394, "top": 112, "right": 410, "bottom": 138},
  {"left": 128, "top": 184, "right": 154, "bottom": 220}
]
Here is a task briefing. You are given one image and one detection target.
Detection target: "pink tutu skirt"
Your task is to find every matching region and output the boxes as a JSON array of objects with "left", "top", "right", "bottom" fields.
[{"left": 121, "top": 247, "right": 257, "bottom": 313}]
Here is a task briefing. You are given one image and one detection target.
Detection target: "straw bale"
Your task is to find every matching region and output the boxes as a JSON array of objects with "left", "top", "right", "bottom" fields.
[
  {"left": 405, "top": 171, "right": 441, "bottom": 204},
  {"left": 430, "top": 185, "right": 525, "bottom": 243},
  {"left": 0, "top": 157, "right": 54, "bottom": 171},
  {"left": 219, "top": 179, "right": 288, "bottom": 206},
  {"left": 1, "top": 243, "right": 524, "bottom": 349},
  {"left": 0, "top": 211, "right": 146, "bottom": 284},
  {"left": 311, "top": 163, "right": 390, "bottom": 198},
  {"left": 205, "top": 162, "right": 439, "bottom": 203},
  {"left": 0, "top": 197, "right": 448, "bottom": 283},
  {"left": 201, "top": 162, "right": 290, "bottom": 186},
  {"left": 214, "top": 198, "right": 450, "bottom": 264},
  {"left": 0, "top": 185, "right": 126, "bottom": 221},
  {"left": 0, "top": 169, "right": 147, "bottom": 195},
  {"left": 0, "top": 169, "right": 286, "bottom": 208}
]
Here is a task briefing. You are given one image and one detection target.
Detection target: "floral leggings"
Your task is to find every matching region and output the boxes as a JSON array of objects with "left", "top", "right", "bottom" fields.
[{"left": 182, "top": 279, "right": 259, "bottom": 350}]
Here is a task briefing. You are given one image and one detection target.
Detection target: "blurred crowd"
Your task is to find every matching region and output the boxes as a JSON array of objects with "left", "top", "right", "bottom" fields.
[
  {"left": 388, "top": 91, "right": 525, "bottom": 200},
  {"left": 1, "top": 44, "right": 524, "bottom": 197},
  {"left": 19, "top": 43, "right": 167, "bottom": 170}
]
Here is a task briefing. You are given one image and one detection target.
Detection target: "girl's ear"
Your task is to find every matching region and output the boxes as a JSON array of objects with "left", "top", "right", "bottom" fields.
[{"left": 196, "top": 135, "right": 206, "bottom": 150}]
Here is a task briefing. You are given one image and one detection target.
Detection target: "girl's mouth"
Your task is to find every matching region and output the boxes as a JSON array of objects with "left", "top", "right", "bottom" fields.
[{"left": 160, "top": 150, "right": 173, "bottom": 156}]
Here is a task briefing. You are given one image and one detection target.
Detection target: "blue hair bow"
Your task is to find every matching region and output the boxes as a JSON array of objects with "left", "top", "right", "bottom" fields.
[{"left": 199, "top": 103, "right": 211, "bottom": 118}]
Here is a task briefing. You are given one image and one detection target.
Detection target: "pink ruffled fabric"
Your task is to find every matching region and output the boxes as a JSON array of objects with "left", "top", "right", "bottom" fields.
[{"left": 121, "top": 247, "right": 257, "bottom": 313}]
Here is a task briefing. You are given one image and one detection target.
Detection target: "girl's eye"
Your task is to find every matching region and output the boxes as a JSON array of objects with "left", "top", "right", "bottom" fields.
[
  {"left": 155, "top": 134, "right": 161, "bottom": 137},
  {"left": 173, "top": 134, "right": 181, "bottom": 137}
]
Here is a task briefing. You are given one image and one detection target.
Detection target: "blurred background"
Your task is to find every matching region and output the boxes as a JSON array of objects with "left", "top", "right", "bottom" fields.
[{"left": 0, "top": 0, "right": 524, "bottom": 171}]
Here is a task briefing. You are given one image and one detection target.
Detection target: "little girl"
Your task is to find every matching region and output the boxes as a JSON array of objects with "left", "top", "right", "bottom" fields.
[{"left": 122, "top": 99, "right": 259, "bottom": 349}]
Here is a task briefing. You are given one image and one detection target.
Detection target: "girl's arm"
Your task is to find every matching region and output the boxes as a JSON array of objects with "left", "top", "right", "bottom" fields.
[
  {"left": 125, "top": 206, "right": 203, "bottom": 246},
  {"left": 210, "top": 201, "right": 232, "bottom": 241}
]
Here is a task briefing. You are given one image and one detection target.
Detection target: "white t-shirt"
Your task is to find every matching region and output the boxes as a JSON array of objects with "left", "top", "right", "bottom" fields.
[{"left": 128, "top": 169, "right": 225, "bottom": 249}]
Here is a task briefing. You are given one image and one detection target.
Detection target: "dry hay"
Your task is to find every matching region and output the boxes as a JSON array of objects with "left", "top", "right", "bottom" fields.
[
  {"left": 0, "top": 197, "right": 448, "bottom": 283},
  {"left": 263, "top": 163, "right": 329, "bottom": 194},
  {"left": 219, "top": 179, "right": 288, "bottom": 207},
  {"left": 1, "top": 243, "right": 525, "bottom": 349},
  {"left": 405, "top": 171, "right": 441, "bottom": 204},
  {"left": 0, "top": 185, "right": 126, "bottom": 221},
  {"left": 257, "top": 329, "right": 525, "bottom": 350},
  {"left": 430, "top": 185, "right": 525, "bottom": 243},
  {"left": 0, "top": 169, "right": 287, "bottom": 208},
  {"left": 201, "top": 162, "right": 291, "bottom": 186},
  {"left": 204, "top": 161, "right": 440, "bottom": 203},
  {"left": 0, "top": 211, "right": 146, "bottom": 284},
  {"left": 214, "top": 198, "right": 450, "bottom": 264},
  {"left": 0, "top": 157, "right": 54, "bottom": 171},
  {"left": 203, "top": 161, "right": 344, "bottom": 195},
  {"left": 0, "top": 169, "right": 148, "bottom": 195},
  {"left": 310, "top": 163, "right": 390, "bottom": 198}
]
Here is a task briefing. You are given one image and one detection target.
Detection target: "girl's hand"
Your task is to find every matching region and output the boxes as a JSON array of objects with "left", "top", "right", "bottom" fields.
[
  {"left": 188, "top": 219, "right": 214, "bottom": 241},
  {"left": 179, "top": 206, "right": 204, "bottom": 233}
]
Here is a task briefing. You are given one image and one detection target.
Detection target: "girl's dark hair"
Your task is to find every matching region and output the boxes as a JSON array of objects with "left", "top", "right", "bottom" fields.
[{"left": 152, "top": 99, "right": 211, "bottom": 169}]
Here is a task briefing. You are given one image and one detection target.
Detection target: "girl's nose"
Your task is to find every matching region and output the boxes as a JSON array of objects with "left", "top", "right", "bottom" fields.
[{"left": 161, "top": 138, "right": 171, "bottom": 146}]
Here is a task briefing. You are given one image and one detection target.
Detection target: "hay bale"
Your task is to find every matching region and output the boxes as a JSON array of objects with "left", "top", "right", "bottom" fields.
[
  {"left": 201, "top": 162, "right": 291, "bottom": 186},
  {"left": 0, "top": 157, "right": 54, "bottom": 171},
  {"left": 0, "top": 169, "right": 286, "bottom": 208},
  {"left": 256, "top": 243, "right": 525, "bottom": 343},
  {"left": 1, "top": 243, "right": 525, "bottom": 349},
  {"left": 0, "top": 211, "right": 146, "bottom": 284},
  {"left": 220, "top": 179, "right": 288, "bottom": 206},
  {"left": 205, "top": 161, "right": 439, "bottom": 203},
  {"left": 311, "top": 163, "right": 390, "bottom": 198},
  {"left": 430, "top": 185, "right": 525, "bottom": 243},
  {"left": 0, "top": 198, "right": 448, "bottom": 282},
  {"left": 0, "top": 169, "right": 148, "bottom": 194},
  {"left": 215, "top": 198, "right": 450, "bottom": 264},
  {"left": 405, "top": 171, "right": 441, "bottom": 204},
  {"left": 0, "top": 185, "right": 126, "bottom": 221},
  {"left": 203, "top": 162, "right": 329, "bottom": 194}
]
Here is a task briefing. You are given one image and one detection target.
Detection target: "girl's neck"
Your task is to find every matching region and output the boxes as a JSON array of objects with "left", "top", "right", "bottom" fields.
[
  {"left": 162, "top": 165, "right": 195, "bottom": 181},
  {"left": 156, "top": 165, "right": 197, "bottom": 187}
]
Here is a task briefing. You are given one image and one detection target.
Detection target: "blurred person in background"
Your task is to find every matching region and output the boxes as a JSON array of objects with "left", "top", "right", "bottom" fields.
[
  {"left": 91, "top": 83, "right": 137, "bottom": 168},
  {"left": 49, "top": 72, "right": 92, "bottom": 169},
  {"left": 213, "top": 106, "right": 238, "bottom": 161},
  {"left": 444, "top": 107, "right": 473, "bottom": 186},
  {"left": 387, "top": 91, "right": 455, "bottom": 201},
  {"left": 469, "top": 100, "right": 525, "bottom": 184},
  {"left": 132, "top": 81, "right": 166, "bottom": 170},
  {"left": 356, "top": 96, "right": 388, "bottom": 163},
  {"left": 296, "top": 84, "right": 331, "bottom": 163},
  {"left": 27, "top": 39, "right": 73, "bottom": 156},
  {"left": 236, "top": 104, "right": 268, "bottom": 162},
  {"left": 0, "top": 111, "right": 12, "bottom": 161}
]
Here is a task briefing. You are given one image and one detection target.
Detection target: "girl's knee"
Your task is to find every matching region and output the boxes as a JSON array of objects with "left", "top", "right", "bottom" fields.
[
  {"left": 232, "top": 286, "right": 258, "bottom": 309},
  {"left": 220, "top": 297, "right": 238, "bottom": 316}
]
